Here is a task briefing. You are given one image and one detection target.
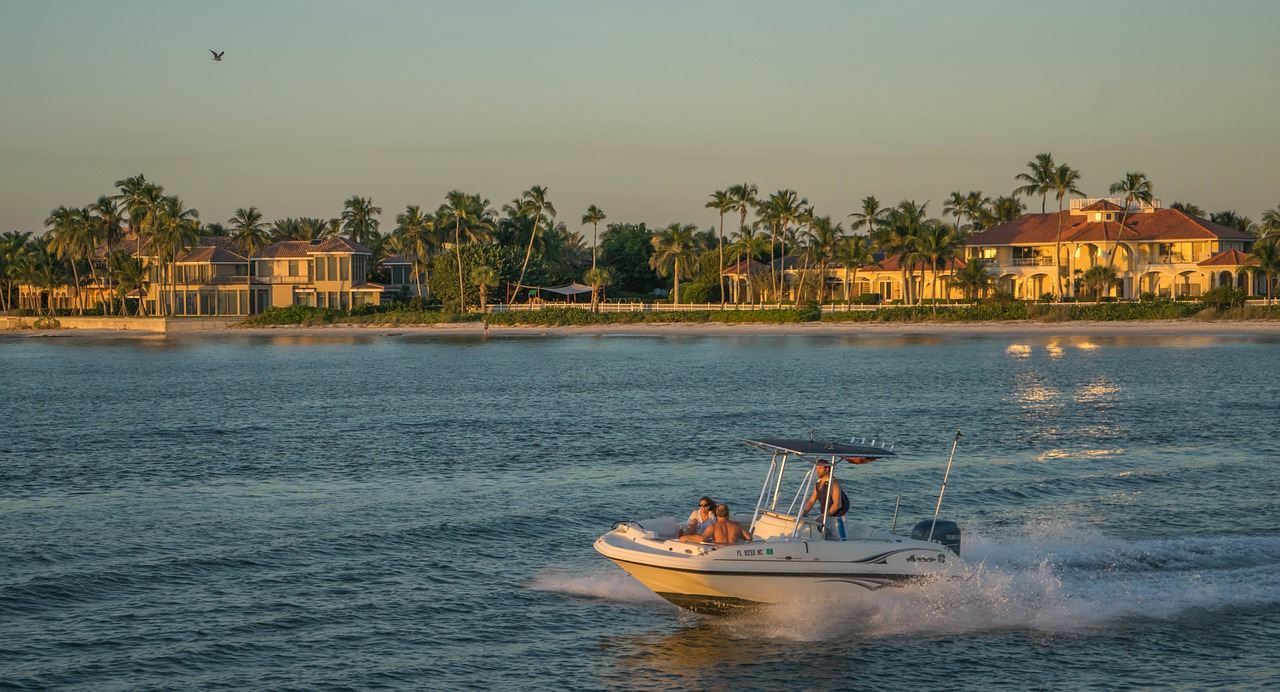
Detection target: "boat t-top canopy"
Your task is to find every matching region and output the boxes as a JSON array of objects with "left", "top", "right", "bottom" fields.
[{"left": 745, "top": 438, "right": 895, "bottom": 463}]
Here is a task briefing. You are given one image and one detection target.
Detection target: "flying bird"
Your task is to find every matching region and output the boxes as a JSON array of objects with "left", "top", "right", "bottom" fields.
[{"left": 210, "top": 50, "right": 224, "bottom": 61}]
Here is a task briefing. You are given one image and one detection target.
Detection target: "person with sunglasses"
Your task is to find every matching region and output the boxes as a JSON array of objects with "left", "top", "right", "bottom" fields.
[{"left": 678, "top": 497, "right": 717, "bottom": 541}]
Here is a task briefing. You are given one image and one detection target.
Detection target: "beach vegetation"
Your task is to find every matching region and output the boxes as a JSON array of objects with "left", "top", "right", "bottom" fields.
[{"left": 12, "top": 165, "right": 1280, "bottom": 328}]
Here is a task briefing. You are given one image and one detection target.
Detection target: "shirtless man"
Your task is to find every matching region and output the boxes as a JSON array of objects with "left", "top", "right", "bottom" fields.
[{"left": 692, "top": 504, "right": 752, "bottom": 545}]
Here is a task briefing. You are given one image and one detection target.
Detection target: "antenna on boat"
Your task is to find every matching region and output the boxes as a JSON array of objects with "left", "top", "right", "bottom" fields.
[{"left": 927, "top": 430, "right": 963, "bottom": 542}]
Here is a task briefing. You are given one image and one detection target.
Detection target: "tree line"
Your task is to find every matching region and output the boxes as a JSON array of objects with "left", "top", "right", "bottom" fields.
[{"left": 5, "top": 156, "right": 1280, "bottom": 315}]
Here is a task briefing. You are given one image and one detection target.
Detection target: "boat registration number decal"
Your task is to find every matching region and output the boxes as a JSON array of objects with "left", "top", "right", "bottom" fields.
[{"left": 736, "top": 548, "right": 773, "bottom": 557}]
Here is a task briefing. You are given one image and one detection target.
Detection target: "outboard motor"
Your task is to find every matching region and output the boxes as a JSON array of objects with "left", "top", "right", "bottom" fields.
[{"left": 912, "top": 519, "right": 961, "bottom": 556}]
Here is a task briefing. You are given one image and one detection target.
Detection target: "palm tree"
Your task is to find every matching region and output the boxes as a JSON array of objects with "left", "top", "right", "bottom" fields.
[
  {"left": 848, "top": 195, "right": 885, "bottom": 236},
  {"left": 960, "top": 191, "right": 992, "bottom": 233},
  {"left": 341, "top": 196, "right": 382, "bottom": 246},
  {"left": 944, "top": 192, "right": 968, "bottom": 235},
  {"left": 649, "top": 223, "right": 699, "bottom": 304},
  {"left": 1171, "top": 201, "right": 1206, "bottom": 218},
  {"left": 795, "top": 214, "right": 840, "bottom": 304},
  {"left": 728, "top": 223, "right": 770, "bottom": 304},
  {"left": 89, "top": 196, "right": 125, "bottom": 303},
  {"left": 581, "top": 204, "right": 606, "bottom": 271},
  {"left": 25, "top": 250, "right": 70, "bottom": 318},
  {"left": 1014, "top": 153, "right": 1056, "bottom": 213},
  {"left": 1106, "top": 172, "right": 1154, "bottom": 273},
  {"left": 1211, "top": 210, "right": 1258, "bottom": 236},
  {"left": 1248, "top": 234, "right": 1280, "bottom": 304},
  {"left": 439, "top": 190, "right": 495, "bottom": 309},
  {"left": 0, "top": 231, "right": 32, "bottom": 312},
  {"left": 726, "top": 184, "right": 758, "bottom": 297},
  {"left": 834, "top": 234, "right": 872, "bottom": 307},
  {"left": 107, "top": 250, "right": 148, "bottom": 316},
  {"left": 910, "top": 221, "right": 963, "bottom": 314},
  {"left": 152, "top": 195, "right": 200, "bottom": 315},
  {"left": 1082, "top": 264, "right": 1118, "bottom": 302},
  {"left": 762, "top": 190, "right": 805, "bottom": 302},
  {"left": 1048, "top": 164, "right": 1084, "bottom": 297},
  {"left": 511, "top": 186, "right": 555, "bottom": 302},
  {"left": 948, "top": 259, "right": 994, "bottom": 302},
  {"left": 582, "top": 266, "right": 614, "bottom": 312},
  {"left": 1258, "top": 205, "right": 1280, "bottom": 236},
  {"left": 393, "top": 205, "right": 436, "bottom": 298},
  {"left": 979, "top": 195, "right": 1026, "bottom": 228},
  {"left": 471, "top": 264, "right": 497, "bottom": 313},
  {"left": 114, "top": 175, "right": 164, "bottom": 253},
  {"left": 705, "top": 190, "right": 733, "bottom": 307},
  {"left": 229, "top": 206, "right": 270, "bottom": 310},
  {"left": 45, "top": 205, "right": 93, "bottom": 314},
  {"left": 874, "top": 201, "right": 929, "bottom": 304}
]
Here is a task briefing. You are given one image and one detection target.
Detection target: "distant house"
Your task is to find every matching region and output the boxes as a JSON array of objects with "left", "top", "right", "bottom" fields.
[
  {"left": 962, "top": 198, "right": 1257, "bottom": 299},
  {"left": 18, "top": 234, "right": 414, "bottom": 316},
  {"left": 252, "top": 237, "right": 384, "bottom": 312}
]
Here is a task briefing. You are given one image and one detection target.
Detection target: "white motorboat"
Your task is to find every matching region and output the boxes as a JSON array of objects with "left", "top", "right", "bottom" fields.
[{"left": 594, "top": 437, "right": 963, "bottom": 612}]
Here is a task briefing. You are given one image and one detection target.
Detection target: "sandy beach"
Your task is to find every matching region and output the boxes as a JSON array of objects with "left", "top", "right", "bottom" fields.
[{"left": 6, "top": 319, "right": 1280, "bottom": 340}]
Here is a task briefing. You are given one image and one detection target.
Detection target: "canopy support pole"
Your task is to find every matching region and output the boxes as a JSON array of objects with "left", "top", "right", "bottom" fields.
[{"left": 928, "top": 430, "right": 962, "bottom": 542}]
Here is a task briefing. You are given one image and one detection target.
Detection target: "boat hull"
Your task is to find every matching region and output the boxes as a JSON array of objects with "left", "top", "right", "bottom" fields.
[{"left": 595, "top": 518, "right": 956, "bottom": 612}]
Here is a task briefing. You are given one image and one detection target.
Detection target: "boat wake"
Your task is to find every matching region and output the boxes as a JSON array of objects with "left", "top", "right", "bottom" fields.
[
  {"left": 531, "top": 569, "right": 666, "bottom": 604},
  {"left": 549, "top": 520, "right": 1280, "bottom": 640}
]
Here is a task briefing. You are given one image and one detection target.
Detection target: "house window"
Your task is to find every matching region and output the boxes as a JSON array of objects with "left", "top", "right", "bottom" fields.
[
  {"left": 879, "top": 279, "right": 895, "bottom": 300},
  {"left": 288, "top": 260, "right": 299, "bottom": 277}
]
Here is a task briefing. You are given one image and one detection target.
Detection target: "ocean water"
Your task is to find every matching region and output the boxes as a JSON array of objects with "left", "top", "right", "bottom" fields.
[{"left": 1, "top": 330, "right": 1279, "bottom": 690}]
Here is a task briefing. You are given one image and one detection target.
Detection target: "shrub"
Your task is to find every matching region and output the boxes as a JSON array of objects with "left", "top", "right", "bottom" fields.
[
  {"left": 1038, "top": 292, "right": 1056, "bottom": 304},
  {"left": 852, "top": 293, "right": 881, "bottom": 305},
  {"left": 677, "top": 282, "right": 718, "bottom": 304},
  {"left": 242, "top": 305, "right": 342, "bottom": 326},
  {"left": 1200, "top": 286, "right": 1247, "bottom": 310}
]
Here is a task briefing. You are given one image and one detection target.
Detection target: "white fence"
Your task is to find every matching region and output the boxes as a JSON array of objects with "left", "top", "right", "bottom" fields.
[{"left": 486, "top": 302, "right": 883, "bottom": 313}]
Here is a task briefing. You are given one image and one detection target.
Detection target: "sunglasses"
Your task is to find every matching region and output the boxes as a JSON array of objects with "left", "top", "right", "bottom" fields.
[{"left": 699, "top": 503, "right": 711, "bottom": 508}]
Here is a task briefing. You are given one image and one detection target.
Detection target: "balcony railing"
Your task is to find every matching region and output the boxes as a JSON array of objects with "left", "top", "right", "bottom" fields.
[
  {"left": 254, "top": 276, "right": 312, "bottom": 284},
  {"left": 1070, "top": 197, "right": 1162, "bottom": 212},
  {"left": 1009, "top": 257, "right": 1054, "bottom": 267}
]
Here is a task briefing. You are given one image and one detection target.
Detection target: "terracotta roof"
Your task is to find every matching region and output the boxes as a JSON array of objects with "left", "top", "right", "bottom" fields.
[
  {"left": 1198, "top": 248, "right": 1256, "bottom": 267},
  {"left": 1079, "top": 200, "right": 1124, "bottom": 212},
  {"left": 257, "top": 237, "right": 373, "bottom": 258},
  {"left": 380, "top": 254, "right": 411, "bottom": 265},
  {"left": 866, "top": 255, "right": 966, "bottom": 272},
  {"left": 966, "top": 209, "right": 1254, "bottom": 246},
  {"left": 177, "top": 246, "right": 247, "bottom": 264},
  {"left": 721, "top": 258, "right": 768, "bottom": 275}
]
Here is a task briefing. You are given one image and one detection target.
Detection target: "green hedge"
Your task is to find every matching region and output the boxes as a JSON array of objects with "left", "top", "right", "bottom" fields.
[
  {"left": 822, "top": 303, "right": 1030, "bottom": 322},
  {"left": 237, "top": 301, "right": 1280, "bottom": 327}
]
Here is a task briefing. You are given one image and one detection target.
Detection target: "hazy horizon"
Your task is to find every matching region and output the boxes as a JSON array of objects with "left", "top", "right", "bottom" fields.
[{"left": 3, "top": 1, "right": 1278, "bottom": 236}]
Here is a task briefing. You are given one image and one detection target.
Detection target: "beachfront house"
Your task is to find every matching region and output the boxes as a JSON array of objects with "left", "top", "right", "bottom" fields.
[
  {"left": 961, "top": 199, "right": 1258, "bottom": 300},
  {"left": 252, "top": 238, "right": 386, "bottom": 312},
  {"left": 16, "top": 234, "right": 409, "bottom": 316}
]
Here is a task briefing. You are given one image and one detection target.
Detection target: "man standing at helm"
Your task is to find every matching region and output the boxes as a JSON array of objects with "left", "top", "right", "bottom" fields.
[{"left": 801, "top": 461, "right": 849, "bottom": 539}]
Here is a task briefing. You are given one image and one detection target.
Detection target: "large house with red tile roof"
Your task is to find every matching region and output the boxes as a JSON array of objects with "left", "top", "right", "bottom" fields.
[
  {"left": 17, "top": 235, "right": 420, "bottom": 315},
  {"left": 718, "top": 198, "right": 1263, "bottom": 304},
  {"left": 962, "top": 198, "right": 1258, "bottom": 300}
]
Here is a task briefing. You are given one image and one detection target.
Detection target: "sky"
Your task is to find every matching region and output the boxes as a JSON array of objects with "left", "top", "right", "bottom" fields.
[{"left": 2, "top": 0, "right": 1278, "bottom": 237}]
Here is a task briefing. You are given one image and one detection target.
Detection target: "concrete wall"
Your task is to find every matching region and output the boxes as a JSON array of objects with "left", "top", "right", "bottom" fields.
[{"left": 2, "top": 316, "right": 245, "bottom": 333}]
